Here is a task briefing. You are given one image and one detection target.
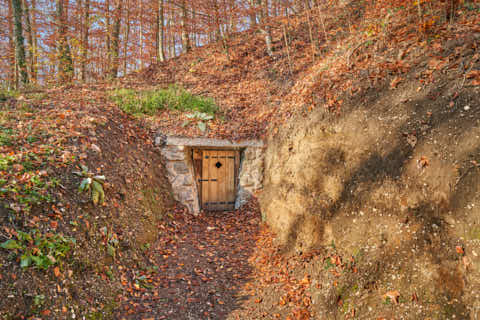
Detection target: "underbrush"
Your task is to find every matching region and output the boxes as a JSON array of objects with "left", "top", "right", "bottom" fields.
[
  {"left": 0, "top": 89, "right": 18, "bottom": 102},
  {"left": 110, "top": 85, "right": 218, "bottom": 116}
]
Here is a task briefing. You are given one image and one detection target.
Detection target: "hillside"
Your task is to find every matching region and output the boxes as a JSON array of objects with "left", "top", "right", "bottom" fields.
[{"left": 1, "top": 0, "right": 480, "bottom": 319}]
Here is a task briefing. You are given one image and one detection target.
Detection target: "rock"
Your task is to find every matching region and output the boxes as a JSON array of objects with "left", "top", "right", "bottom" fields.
[
  {"left": 91, "top": 143, "right": 101, "bottom": 153},
  {"left": 161, "top": 147, "right": 185, "bottom": 161},
  {"left": 173, "top": 161, "right": 189, "bottom": 174}
]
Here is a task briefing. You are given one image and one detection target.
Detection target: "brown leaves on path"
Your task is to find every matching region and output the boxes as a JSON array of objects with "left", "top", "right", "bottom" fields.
[{"left": 116, "top": 201, "right": 262, "bottom": 319}]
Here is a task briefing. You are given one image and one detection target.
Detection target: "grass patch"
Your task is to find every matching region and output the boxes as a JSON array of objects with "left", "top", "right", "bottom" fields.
[
  {"left": 110, "top": 85, "right": 218, "bottom": 116},
  {"left": 0, "top": 89, "right": 18, "bottom": 102}
]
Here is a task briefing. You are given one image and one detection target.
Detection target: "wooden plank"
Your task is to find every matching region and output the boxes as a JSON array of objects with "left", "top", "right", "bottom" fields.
[
  {"left": 226, "top": 151, "right": 235, "bottom": 210},
  {"left": 192, "top": 150, "right": 202, "bottom": 206},
  {"left": 202, "top": 150, "right": 210, "bottom": 210},
  {"left": 219, "top": 150, "right": 227, "bottom": 210},
  {"left": 209, "top": 150, "right": 218, "bottom": 210}
]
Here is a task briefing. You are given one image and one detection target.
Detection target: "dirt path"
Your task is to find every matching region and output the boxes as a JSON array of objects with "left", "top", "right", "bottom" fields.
[{"left": 116, "top": 201, "right": 261, "bottom": 320}]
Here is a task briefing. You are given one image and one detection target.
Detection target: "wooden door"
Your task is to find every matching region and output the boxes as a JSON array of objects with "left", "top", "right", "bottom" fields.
[{"left": 201, "top": 150, "right": 236, "bottom": 211}]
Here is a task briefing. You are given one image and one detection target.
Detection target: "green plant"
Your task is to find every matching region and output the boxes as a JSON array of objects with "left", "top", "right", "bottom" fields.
[
  {"left": 33, "top": 294, "right": 45, "bottom": 308},
  {"left": 0, "top": 126, "right": 14, "bottom": 146},
  {"left": 0, "top": 230, "right": 75, "bottom": 269},
  {"left": 99, "top": 226, "right": 119, "bottom": 258},
  {"left": 110, "top": 85, "right": 218, "bottom": 116},
  {"left": 0, "top": 154, "right": 15, "bottom": 170},
  {"left": 74, "top": 165, "right": 106, "bottom": 205},
  {"left": 0, "top": 89, "right": 18, "bottom": 102},
  {"left": 182, "top": 111, "right": 214, "bottom": 132}
]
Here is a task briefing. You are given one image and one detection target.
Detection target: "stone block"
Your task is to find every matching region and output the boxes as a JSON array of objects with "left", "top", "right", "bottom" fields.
[
  {"left": 178, "top": 190, "right": 195, "bottom": 202},
  {"left": 244, "top": 148, "right": 257, "bottom": 160},
  {"left": 173, "top": 161, "right": 189, "bottom": 174},
  {"left": 161, "top": 147, "right": 185, "bottom": 161}
]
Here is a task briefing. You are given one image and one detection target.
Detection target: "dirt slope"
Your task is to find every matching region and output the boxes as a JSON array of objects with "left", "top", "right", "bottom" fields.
[{"left": 0, "top": 86, "right": 175, "bottom": 318}]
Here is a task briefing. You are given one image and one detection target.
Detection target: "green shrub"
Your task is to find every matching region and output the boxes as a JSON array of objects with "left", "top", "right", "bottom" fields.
[
  {"left": 110, "top": 85, "right": 218, "bottom": 116},
  {"left": 0, "top": 230, "right": 75, "bottom": 270},
  {"left": 0, "top": 89, "right": 18, "bottom": 102}
]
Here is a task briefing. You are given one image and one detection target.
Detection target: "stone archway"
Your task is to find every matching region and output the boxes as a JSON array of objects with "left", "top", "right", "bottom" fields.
[{"left": 155, "top": 136, "right": 264, "bottom": 213}]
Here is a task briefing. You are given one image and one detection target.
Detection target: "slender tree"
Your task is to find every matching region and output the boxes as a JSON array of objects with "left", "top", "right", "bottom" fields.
[
  {"left": 7, "top": 0, "right": 16, "bottom": 89},
  {"left": 12, "top": 0, "right": 28, "bottom": 86},
  {"left": 80, "top": 0, "right": 90, "bottom": 81},
  {"left": 123, "top": 0, "right": 130, "bottom": 74},
  {"left": 180, "top": 0, "right": 190, "bottom": 54},
  {"left": 109, "top": 0, "right": 122, "bottom": 77},
  {"left": 56, "top": 0, "right": 73, "bottom": 82},
  {"left": 22, "top": 0, "right": 36, "bottom": 82},
  {"left": 156, "top": 0, "right": 166, "bottom": 62},
  {"left": 258, "top": 0, "right": 273, "bottom": 56}
]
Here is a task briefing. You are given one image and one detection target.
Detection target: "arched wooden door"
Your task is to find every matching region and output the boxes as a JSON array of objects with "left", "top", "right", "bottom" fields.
[{"left": 200, "top": 150, "right": 236, "bottom": 211}]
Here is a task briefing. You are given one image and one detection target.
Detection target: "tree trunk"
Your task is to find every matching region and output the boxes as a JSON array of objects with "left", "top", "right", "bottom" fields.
[
  {"left": 157, "top": 0, "right": 166, "bottom": 62},
  {"left": 56, "top": 0, "right": 74, "bottom": 82},
  {"left": 81, "top": 0, "right": 90, "bottom": 81},
  {"left": 12, "top": 0, "right": 28, "bottom": 86},
  {"left": 123, "top": 0, "right": 130, "bottom": 74},
  {"left": 22, "top": 0, "right": 36, "bottom": 82},
  {"left": 7, "top": 0, "right": 16, "bottom": 89},
  {"left": 180, "top": 0, "right": 190, "bottom": 54},
  {"left": 109, "top": 0, "right": 122, "bottom": 78},
  {"left": 139, "top": 0, "right": 143, "bottom": 68},
  {"left": 258, "top": 0, "right": 273, "bottom": 56},
  {"left": 249, "top": 0, "right": 257, "bottom": 28},
  {"left": 106, "top": 0, "right": 111, "bottom": 70}
]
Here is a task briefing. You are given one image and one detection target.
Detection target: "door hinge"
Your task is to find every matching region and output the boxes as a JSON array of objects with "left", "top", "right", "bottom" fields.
[{"left": 198, "top": 179, "right": 217, "bottom": 182}]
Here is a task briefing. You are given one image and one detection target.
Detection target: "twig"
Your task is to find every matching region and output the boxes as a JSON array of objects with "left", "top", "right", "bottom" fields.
[
  {"left": 0, "top": 231, "right": 10, "bottom": 241},
  {"left": 458, "top": 49, "right": 479, "bottom": 90},
  {"left": 455, "top": 165, "right": 479, "bottom": 188},
  {"left": 346, "top": 38, "right": 376, "bottom": 67}
]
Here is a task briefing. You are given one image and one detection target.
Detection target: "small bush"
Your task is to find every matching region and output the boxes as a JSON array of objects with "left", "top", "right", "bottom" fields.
[
  {"left": 110, "top": 85, "right": 218, "bottom": 116},
  {"left": 0, "top": 89, "right": 18, "bottom": 102},
  {"left": 0, "top": 230, "right": 75, "bottom": 270}
]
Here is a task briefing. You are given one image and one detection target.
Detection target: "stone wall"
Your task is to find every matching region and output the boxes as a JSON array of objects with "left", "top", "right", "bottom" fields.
[
  {"left": 235, "top": 147, "right": 264, "bottom": 209},
  {"left": 161, "top": 145, "right": 200, "bottom": 213},
  {"left": 157, "top": 136, "right": 264, "bottom": 213}
]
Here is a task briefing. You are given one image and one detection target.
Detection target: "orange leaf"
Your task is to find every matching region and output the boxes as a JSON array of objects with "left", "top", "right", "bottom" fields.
[
  {"left": 54, "top": 266, "right": 61, "bottom": 277},
  {"left": 456, "top": 246, "right": 464, "bottom": 255},
  {"left": 383, "top": 290, "right": 400, "bottom": 304},
  {"left": 466, "top": 70, "right": 480, "bottom": 79},
  {"left": 390, "top": 77, "right": 403, "bottom": 89},
  {"left": 41, "top": 310, "right": 51, "bottom": 316}
]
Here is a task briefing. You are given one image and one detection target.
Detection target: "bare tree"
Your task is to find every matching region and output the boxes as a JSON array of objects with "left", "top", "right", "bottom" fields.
[{"left": 12, "top": 0, "right": 28, "bottom": 86}]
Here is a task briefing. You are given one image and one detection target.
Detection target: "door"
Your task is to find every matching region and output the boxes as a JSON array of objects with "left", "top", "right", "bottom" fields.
[{"left": 201, "top": 150, "right": 236, "bottom": 211}]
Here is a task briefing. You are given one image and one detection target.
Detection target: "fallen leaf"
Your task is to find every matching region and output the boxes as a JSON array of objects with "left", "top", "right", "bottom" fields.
[
  {"left": 456, "top": 246, "right": 464, "bottom": 255},
  {"left": 390, "top": 77, "right": 403, "bottom": 89},
  {"left": 417, "top": 156, "right": 429, "bottom": 169},
  {"left": 383, "top": 290, "right": 400, "bottom": 304},
  {"left": 463, "top": 256, "right": 472, "bottom": 270},
  {"left": 412, "top": 292, "right": 418, "bottom": 302},
  {"left": 54, "top": 266, "right": 61, "bottom": 278}
]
